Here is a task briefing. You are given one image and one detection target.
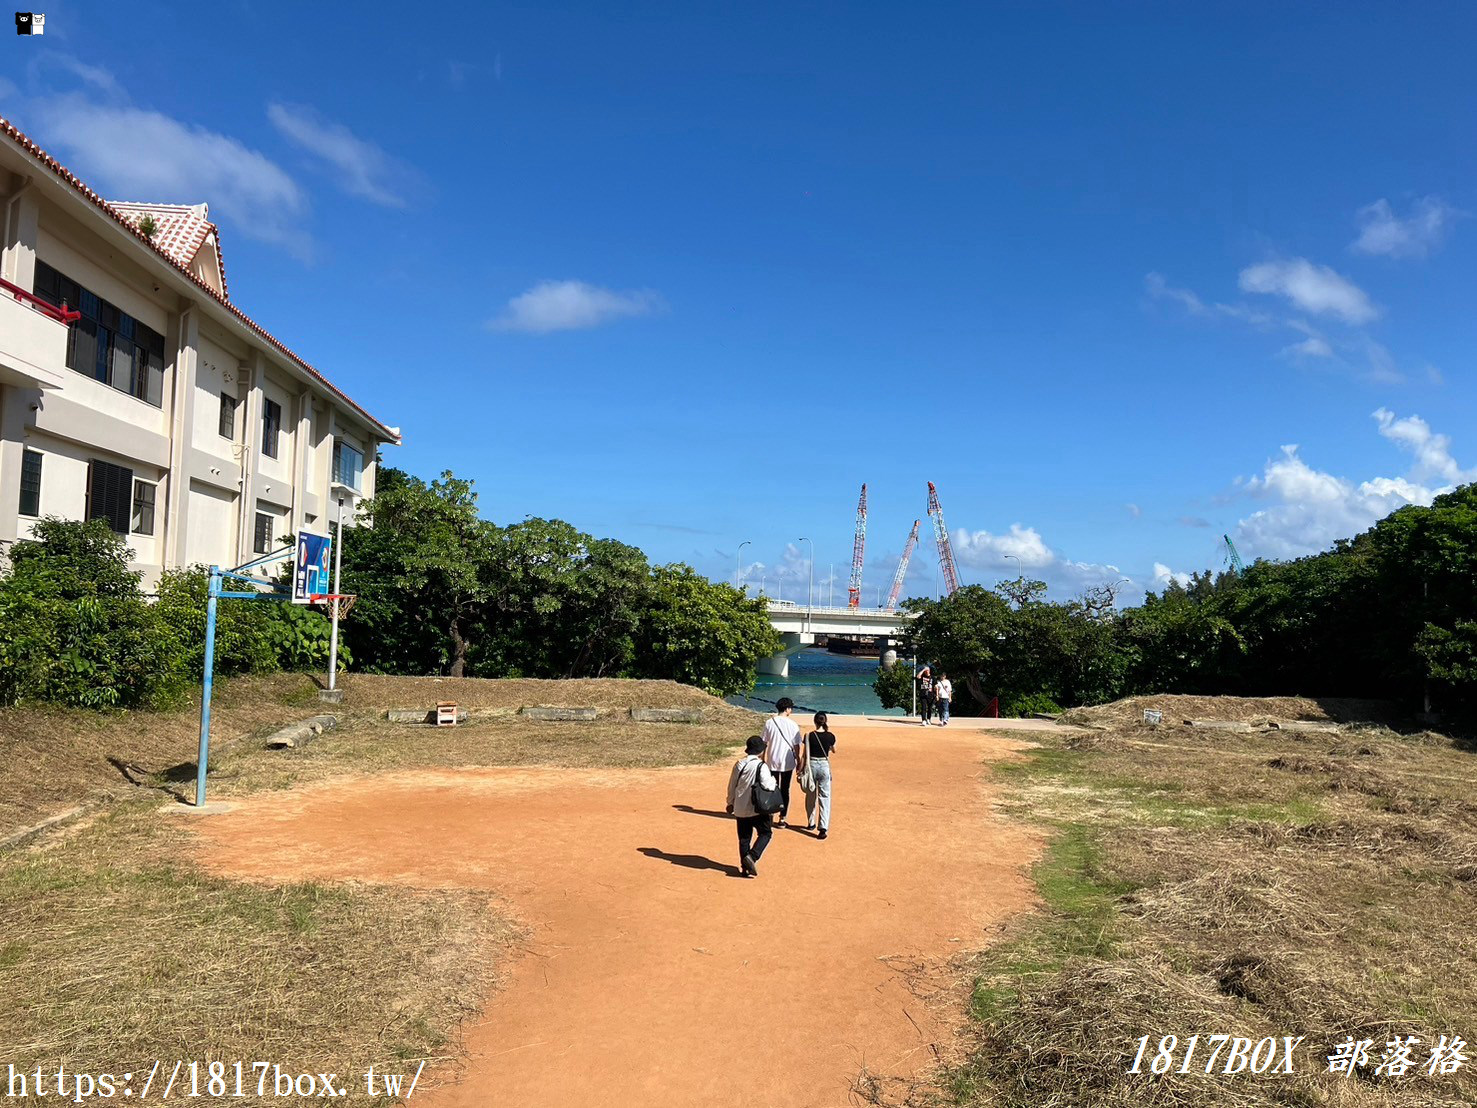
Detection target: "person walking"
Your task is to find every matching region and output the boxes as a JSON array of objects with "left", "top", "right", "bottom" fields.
[
  {"left": 935, "top": 672, "right": 953, "bottom": 726},
  {"left": 803, "top": 711, "right": 837, "bottom": 838},
  {"left": 917, "top": 666, "right": 936, "bottom": 726},
  {"left": 726, "top": 735, "right": 778, "bottom": 876},
  {"left": 762, "top": 696, "right": 803, "bottom": 826}
]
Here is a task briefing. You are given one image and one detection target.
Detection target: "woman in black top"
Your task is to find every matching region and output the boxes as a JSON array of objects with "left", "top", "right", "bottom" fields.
[{"left": 803, "top": 711, "right": 837, "bottom": 838}]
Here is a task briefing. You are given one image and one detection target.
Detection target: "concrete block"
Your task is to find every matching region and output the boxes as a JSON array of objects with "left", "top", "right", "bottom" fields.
[
  {"left": 520, "top": 706, "right": 597, "bottom": 722},
  {"left": 317, "top": 688, "right": 345, "bottom": 704},
  {"left": 631, "top": 707, "right": 707, "bottom": 724},
  {"left": 265, "top": 715, "right": 337, "bottom": 749}
]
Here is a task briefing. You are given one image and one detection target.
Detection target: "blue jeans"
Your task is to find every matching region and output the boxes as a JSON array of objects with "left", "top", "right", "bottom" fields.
[
  {"left": 938, "top": 698, "right": 951, "bottom": 724},
  {"left": 805, "top": 758, "right": 832, "bottom": 831}
]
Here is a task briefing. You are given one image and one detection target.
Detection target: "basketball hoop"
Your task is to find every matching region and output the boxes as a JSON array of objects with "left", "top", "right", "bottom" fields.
[{"left": 310, "top": 593, "right": 358, "bottom": 620}]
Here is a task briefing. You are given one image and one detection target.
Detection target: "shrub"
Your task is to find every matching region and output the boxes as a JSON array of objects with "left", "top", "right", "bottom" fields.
[
  {"left": 1001, "top": 691, "right": 1064, "bottom": 718},
  {"left": 265, "top": 602, "right": 349, "bottom": 672},
  {"left": 154, "top": 568, "right": 279, "bottom": 682},
  {"left": 0, "top": 519, "right": 174, "bottom": 708}
]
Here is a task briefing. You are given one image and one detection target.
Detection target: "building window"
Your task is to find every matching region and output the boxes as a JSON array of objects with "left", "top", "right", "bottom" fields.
[
  {"left": 34, "top": 260, "right": 165, "bottom": 408},
  {"left": 131, "top": 480, "right": 157, "bottom": 536},
  {"left": 253, "top": 512, "right": 275, "bottom": 554},
  {"left": 261, "top": 399, "right": 281, "bottom": 459},
  {"left": 332, "top": 440, "right": 364, "bottom": 491},
  {"left": 219, "top": 393, "right": 238, "bottom": 440},
  {"left": 87, "top": 459, "right": 134, "bottom": 535},
  {"left": 18, "top": 450, "right": 42, "bottom": 517}
]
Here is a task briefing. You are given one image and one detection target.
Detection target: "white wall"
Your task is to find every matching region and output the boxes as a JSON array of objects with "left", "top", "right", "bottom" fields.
[
  {"left": 186, "top": 480, "right": 237, "bottom": 570},
  {"left": 193, "top": 335, "right": 243, "bottom": 455},
  {"left": 18, "top": 431, "right": 165, "bottom": 570}
]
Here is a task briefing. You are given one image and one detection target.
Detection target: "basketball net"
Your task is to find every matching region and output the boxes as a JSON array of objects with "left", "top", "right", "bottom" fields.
[{"left": 311, "top": 594, "right": 358, "bottom": 620}]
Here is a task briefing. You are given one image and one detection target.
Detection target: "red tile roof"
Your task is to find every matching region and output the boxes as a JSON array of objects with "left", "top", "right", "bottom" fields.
[
  {"left": 109, "top": 202, "right": 227, "bottom": 298},
  {"left": 0, "top": 115, "right": 399, "bottom": 443}
]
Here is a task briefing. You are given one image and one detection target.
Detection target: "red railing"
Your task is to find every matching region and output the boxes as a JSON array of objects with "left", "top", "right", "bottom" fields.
[{"left": 0, "top": 276, "right": 81, "bottom": 324}]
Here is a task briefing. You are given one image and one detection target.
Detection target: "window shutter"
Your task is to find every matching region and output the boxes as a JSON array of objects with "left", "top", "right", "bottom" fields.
[{"left": 88, "top": 460, "right": 134, "bottom": 534}]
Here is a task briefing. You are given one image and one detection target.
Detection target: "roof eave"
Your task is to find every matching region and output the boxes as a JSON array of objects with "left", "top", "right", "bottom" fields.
[{"left": 0, "top": 120, "right": 400, "bottom": 445}]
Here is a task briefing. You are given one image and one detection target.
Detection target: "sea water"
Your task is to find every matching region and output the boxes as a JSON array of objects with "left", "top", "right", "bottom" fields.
[{"left": 726, "top": 647, "right": 907, "bottom": 717}]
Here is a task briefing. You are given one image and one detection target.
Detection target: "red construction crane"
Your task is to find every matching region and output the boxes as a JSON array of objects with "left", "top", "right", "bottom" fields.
[
  {"left": 847, "top": 483, "right": 868, "bottom": 608},
  {"left": 884, "top": 520, "right": 921, "bottom": 611},
  {"left": 927, "top": 481, "right": 960, "bottom": 596}
]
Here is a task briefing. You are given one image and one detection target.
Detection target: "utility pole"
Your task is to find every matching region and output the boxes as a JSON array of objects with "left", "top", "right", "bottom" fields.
[
  {"left": 328, "top": 493, "right": 345, "bottom": 691},
  {"left": 799, "top": 537, "right": 814, "bottom": 633},
  {"left": 737, "top": 540, "right": 750, "bottom": 590}
]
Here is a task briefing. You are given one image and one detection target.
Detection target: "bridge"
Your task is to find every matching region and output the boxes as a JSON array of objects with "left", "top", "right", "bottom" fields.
[{"left": 759, "top": 600, "right": 915, "bottom": 677}]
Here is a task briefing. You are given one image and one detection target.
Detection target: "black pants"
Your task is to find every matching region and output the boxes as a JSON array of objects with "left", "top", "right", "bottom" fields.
[
  {"left": 776, "top": 769, "right": 794, "bottom": 819},
  {"left": 922, "top": 696, "right": 935, "bottom": 722},
  {"left": 736, "top": 814, "right": 772, "bottom": 862}
]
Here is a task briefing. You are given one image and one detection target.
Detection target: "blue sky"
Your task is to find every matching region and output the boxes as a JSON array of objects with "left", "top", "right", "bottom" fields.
[{"left": 5, "top": 2, "right": 1475, "bottom": 603}]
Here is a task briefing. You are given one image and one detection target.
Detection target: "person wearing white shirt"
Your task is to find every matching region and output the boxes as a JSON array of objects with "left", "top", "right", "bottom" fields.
[
  {"left": 761, "top": 697, "right": 803, "bottom": 826},
  {"left": 935, "top": 674, "right": 954, "bottom": 725},
  {"left": 727, "top": 735, "right": 779, "bottom": 876}
]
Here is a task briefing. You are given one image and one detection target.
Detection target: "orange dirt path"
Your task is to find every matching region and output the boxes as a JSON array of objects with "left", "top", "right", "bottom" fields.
[{"left": 187, "top": 720, "right": 1041, "bottom": 1107}]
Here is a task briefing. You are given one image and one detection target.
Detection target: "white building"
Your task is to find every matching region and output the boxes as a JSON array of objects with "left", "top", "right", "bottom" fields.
[{"left": 0, "top": 116, "right": 399, "bottom": 583}]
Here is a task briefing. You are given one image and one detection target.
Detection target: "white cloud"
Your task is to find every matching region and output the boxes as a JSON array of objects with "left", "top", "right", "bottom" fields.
[
  {"left": 1153, "top": 563, "right": 1193, "bottom": 588},
  {"left": 1373, "top": 408, "right": 1474, "bottom": 484},
  {"left": 1282, "top": 334, "right": 1333, "bottom": 359},
  {"left": 1352, "top": 197, "right": 1460, "bottom": 259},
  {"left": 952, "top": 524, "right": 1055, "bottom": 569},
  {"left": 1144, "top": 271, "right": 1207, "bottom": 315},
  {"left": 1233, "top": 410, "right": 1472, "bottom": 559},
  {"left": 267, "top": 102, "right": 412, "bottom": 208},
  {"left": 1144, "top": 272, "right": 1275, "bottom": 326},
  {"left": 1125, "top": 503, "right": 1142, "bottom": 519},
  {"left": 489, "top": 279, "right": 664, "bottom": 334},
  {"left": 1238, "top": 258, "right": 1379, "bottom": 324},
  {"left": 28, "top": 92, "right": 310, "bottom": 258}
]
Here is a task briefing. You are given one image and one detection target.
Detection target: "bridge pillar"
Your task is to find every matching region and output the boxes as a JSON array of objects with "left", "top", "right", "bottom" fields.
[{"left": 756, "top": 632, "right": 812, "bottom": 679}]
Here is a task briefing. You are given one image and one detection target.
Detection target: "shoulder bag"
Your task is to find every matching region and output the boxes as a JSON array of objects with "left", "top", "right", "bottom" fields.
[
  {"left": 752, "top": 759, "right": 783, "bottom": 814},
  {"left": 797, "top": 733, "right": 817, "bottom": 795}
]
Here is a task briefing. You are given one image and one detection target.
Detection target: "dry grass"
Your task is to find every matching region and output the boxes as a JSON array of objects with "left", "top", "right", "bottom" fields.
[
  {"left": 205, "top": 713, "right": 756, "bottom": 799},
  {"left": 0, "top": 674, "right": 759, "bottom": 837},
  {"left": 0, "top": 801, "right": 522, "bottom": 1105},
  {"left": 0, "top": 674, "right": 760, "bottom": 1105},
  {"left": 1060, "top": 694, "right": 1401, "bottom": 730},
  {"left": 938, "top": 698, "right": 1477, "bottom": 1108},
  {"left": 326, "top": 673, "right": 744, "bottom": 713}
]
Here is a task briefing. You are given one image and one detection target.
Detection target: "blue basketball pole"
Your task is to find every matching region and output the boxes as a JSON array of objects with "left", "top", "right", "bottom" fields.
[{"left": 195, "top": 566, "right": 222, "bottom": 807}]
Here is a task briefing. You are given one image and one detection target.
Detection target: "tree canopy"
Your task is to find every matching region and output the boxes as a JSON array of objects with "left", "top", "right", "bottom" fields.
[
  {"left": 341, "top": 467, "right": 780, "bottom": 696},
  {"left": 882, "top": 483, "right": 1477, "bottom": 720}
]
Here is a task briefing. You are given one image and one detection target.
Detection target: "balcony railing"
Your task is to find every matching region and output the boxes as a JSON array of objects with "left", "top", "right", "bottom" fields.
[{"left": 0, "top": 276, "right": 81, "bottom": 324}]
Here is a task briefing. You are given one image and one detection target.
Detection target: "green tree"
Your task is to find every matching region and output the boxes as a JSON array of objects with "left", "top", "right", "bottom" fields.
[
  {"left": 154, "top": 567, "right": 279, "bottom": 682},
  {"left": 631, "top": 565, "right": 781, "bottom": 696},
  {"left": 344, "top": 469, "right": 494, "bottom": 676},
  {"left": 0, "top": 519, "right": 170, "bottom": 708}
]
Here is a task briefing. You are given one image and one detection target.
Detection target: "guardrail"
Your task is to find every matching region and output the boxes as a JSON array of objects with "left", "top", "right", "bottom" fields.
[{"left": 0, "top": 276, "right": 81, "bottom": 324}]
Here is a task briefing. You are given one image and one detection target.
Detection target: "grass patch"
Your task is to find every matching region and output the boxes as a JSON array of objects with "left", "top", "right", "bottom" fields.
[
  {"left": 0, "top": 803, "right": 520, "bottom": 1105},
  {"left": 1, "top": 675, "right": 759, "bottom": 1103},
  {"left": 941, "top": 712, "right": 1477, "bottom": 1108},
  {"left": 0, "top": 673, "right": 760, "bottom": 833}
]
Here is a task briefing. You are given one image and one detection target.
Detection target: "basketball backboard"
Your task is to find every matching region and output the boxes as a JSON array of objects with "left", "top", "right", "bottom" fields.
[{"left": 292, "top": 530, "right": 332, "bottom": 604}]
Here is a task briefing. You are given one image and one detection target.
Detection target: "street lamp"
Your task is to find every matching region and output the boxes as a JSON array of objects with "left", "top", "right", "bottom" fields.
[
  {"left": 1006, "top": 553, "right": 1022, "bottom": 583},
  {"left": 798, "top": 537, "right": 814, "bottom": 632},
  {"left": 737, "top": 540, "right": 750, "bottom": 591}
]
